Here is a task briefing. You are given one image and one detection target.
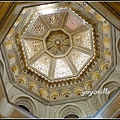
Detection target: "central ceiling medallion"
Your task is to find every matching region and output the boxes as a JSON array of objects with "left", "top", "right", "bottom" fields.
[{"left": 45, "top": 30, "right": 70, "bottom": 56}]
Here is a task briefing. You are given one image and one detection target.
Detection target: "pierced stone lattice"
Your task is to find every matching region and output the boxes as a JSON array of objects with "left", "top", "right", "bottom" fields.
[
  {"left": 70, "top": 50, "right": 90, "bottom": 71},
  {"left": 54, "top": 59, "right": 73, "bottom": 78},
  {"left": 23, "top": 39, "right": 43, "bottom": 59},
  {"left": 74, "top": 30, "right": 91, "bottom": 49},
  {"left": 32, "top": 56, "right": 50, "bottom": 76}
]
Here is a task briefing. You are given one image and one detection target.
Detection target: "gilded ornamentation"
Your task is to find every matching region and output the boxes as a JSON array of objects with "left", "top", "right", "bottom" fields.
[{"left": 1, "top": 1, "right": 116, "bottom": 106}]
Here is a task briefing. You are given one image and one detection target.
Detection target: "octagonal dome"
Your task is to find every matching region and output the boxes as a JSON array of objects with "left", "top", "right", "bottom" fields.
[
  {"left": 2, "top": 2, "right": 114, "bottom": 105},
  {"left": 20, "top": 8, "right": 94, "bottom": 81}
]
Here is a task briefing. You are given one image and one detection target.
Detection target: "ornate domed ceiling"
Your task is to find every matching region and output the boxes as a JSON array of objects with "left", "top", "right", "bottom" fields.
[
  {"left": 1, "top": 2, "right": 115, "bottom": 105},
  {"left": 21, "top": 8, "right": 93, "bottom": 81}
]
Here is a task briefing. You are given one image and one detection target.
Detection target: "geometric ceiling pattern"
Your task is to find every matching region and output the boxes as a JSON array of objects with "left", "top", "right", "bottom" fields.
[
  {"left": 1, "top": 2, "right": 114, "bottom": 104},
  {"left": 21, "top": 9, "right": 93, "bottom": 81}
]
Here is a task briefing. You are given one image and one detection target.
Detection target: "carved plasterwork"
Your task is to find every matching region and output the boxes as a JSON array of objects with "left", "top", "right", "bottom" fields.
[
  {"left": 8, "top": 87, "right": 23, "bottom": 101},
  {"left": 96, "top": 90, "right": 120, "bottom": 118},
  {"left": 45, "top": 30, "right": 70, "bottom": 56},
  {"left": 73, "top": 29, "right": 92, "bottom": 49},
  {"left": 50, "top": 105, "right": 60, "bottom": 118},
  {"left": 21, "top": 8, "right": 94, "bottom": 82},
  {"left": 1, "top": 2, "right": 116, "bottom": 105},
  {"left": 23, "top": 39, "right": 44, "bottom": 60},
  {"left": 45, "top": 12, "right": 63, "bottom": 26},
  {"left": 24, "top": 14, "right": 48, "bottom": 38},
  {"left": 38, "top": 102, "right": 46, "bottom": 118}
]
